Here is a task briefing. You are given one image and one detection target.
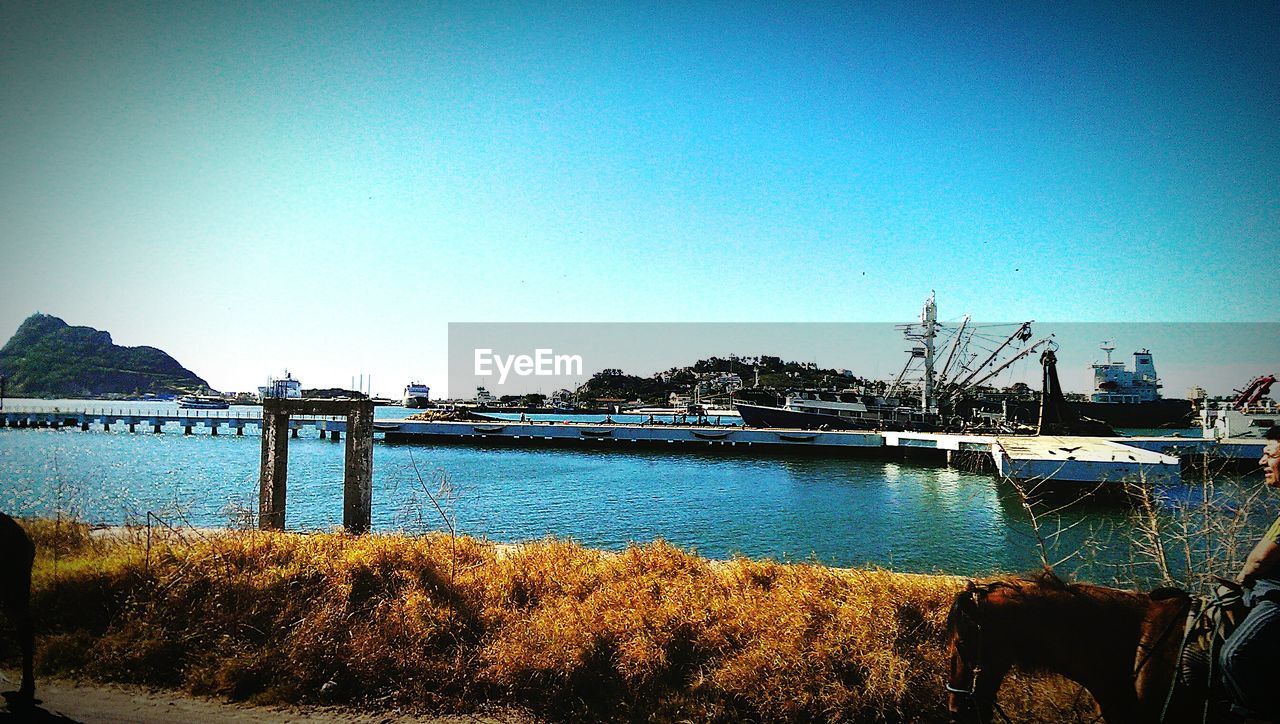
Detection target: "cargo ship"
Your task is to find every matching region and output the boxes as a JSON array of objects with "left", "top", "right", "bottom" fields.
[{"left": 1067, "top": 343, "right": 1193, "bottom": 428}]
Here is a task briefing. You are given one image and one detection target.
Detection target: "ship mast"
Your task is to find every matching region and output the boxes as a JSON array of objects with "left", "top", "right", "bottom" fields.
[
  {"left": 922, "top": 293, "right": 937, "bottom": 413},
  {"left": 889, "top": 294, "right": 940, "bottom": 412}
]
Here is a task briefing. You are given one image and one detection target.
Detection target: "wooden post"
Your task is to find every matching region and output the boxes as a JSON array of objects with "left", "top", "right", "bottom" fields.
[
  {"left": 343, "top": 400, "right": 374, "bottom": 534},
  {"left": 259, "top": 402, "right": 290, "bottom": 530}
]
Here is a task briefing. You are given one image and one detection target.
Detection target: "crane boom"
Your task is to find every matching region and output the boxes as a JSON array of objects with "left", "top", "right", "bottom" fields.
[{"left": 952, "top": 321, "right": 1033, "bottom": 391}]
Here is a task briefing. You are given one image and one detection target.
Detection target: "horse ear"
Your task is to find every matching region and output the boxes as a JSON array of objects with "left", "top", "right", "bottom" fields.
[{"left": 965, "top": 579, "right": 978, "bottom": 593}]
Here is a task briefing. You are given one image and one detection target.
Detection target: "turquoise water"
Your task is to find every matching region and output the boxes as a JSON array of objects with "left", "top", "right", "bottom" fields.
[{"left": 0, "top": 401, "right": 1270, "bottom": 580}]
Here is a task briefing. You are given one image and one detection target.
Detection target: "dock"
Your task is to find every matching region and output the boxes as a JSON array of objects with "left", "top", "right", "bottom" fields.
[
  {"left": 992, "top": 435, "right": 1182, "bottom": 484},
  {"left": 0, "top": 406, "right": 1266, "bottom": 486}
]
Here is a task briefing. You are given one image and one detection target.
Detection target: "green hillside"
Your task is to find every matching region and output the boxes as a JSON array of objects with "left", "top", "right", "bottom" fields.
[{"left": 0, "top": 313, "right": 210, "bottom": 398}]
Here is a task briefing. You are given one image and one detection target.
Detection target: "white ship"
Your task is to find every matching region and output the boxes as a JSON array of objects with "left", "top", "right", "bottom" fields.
[
  {"left": 258, "top": 371, "right": 302, "bottom": 401},
  {"left": 177, "top": 394, "right": 230, "bottom": 410},
  {"left": 402, "top": 382, "right": 432, "bottom": 408}
]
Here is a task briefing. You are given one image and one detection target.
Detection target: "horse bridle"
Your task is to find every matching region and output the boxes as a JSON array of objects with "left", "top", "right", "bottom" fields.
[{"left": 946, "top": 584, "right": 1013, "bottom": 724}]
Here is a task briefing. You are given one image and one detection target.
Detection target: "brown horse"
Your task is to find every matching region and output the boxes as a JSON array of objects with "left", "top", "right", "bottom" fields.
[
  {"left": 0, "top": 512, "right": 35, "bottom": 704},
  {"left": 944, "top": 571, "right": 1201, "bottom": 724}
]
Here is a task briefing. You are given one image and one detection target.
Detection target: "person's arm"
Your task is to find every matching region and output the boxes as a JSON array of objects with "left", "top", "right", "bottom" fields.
[{"left": 1237, "top": 534, "right": 1280, "bottom": 587}]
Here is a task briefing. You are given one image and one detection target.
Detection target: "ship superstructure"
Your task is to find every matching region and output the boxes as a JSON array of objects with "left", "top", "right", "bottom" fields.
[
  {"left": 258, "top": 371, "right": 302, "bottom": 401},
  {"left": 402, "top": 382, "right": 432, "bottom": 408},
  {"left": 1090, "top": 343, "right": 1161, "bottom": 404}
]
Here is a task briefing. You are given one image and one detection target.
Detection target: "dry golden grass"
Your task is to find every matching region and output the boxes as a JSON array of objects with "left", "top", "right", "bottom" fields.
[{"left": 16, "top": 521, "right": 1099, "bottom": 722}]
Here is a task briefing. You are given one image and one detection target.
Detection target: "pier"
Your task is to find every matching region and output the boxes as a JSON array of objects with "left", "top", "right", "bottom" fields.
[
  {"left": 0, "top": 407, "right": 353, "bottom": 438},
  {"left": 0, "top": 406, "right": 1266, "bottom": 486}
]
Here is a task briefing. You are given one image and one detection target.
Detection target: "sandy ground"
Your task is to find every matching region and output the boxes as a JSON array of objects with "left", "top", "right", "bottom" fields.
[{"left": 0, "top": 671, "right": 537, "bottom": 724}]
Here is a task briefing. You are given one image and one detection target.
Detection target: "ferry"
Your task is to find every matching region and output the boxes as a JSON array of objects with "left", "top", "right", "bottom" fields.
[
  {"left": 402, "top": 382, "right": 432, "bottom": 408},
  {"left": 258, "top": 371, "right": 302, "bottom": 401},
  {"left": 177, "top": 394, "right": 230, "bottom": 410}
]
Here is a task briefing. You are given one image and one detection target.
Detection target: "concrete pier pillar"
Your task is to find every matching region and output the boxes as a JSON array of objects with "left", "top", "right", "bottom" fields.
[
  {"left": 343, "top": 401, "right": 375, "bottom": 534},
  {"left": 330, "top": 430, "right": 340, "bottom": 441},
  {"left": 290, "top": 426, "right": 298, "bottom": 438},
  {"left": 210, "top": 424, "right": 218, "bottom": 436},
  {"left": 153, "top": 423, "right": 162, "bottom": 434},
  {"left": 80, "top": 421, "right": 89, "bottom": 431},
  {"left": 259, "top": 407, "right": 290, "bottom": 531},
  {"left": 128, "top": 422, "right": 136, "bottom": 433},
  {"left": 103, "top": 419, "right": 111, "bottom": 432},
  {"left": 184, "top": 425, "right": 193, "bottom": 436},
  {"left": 0, "top": 417, "right": 6, "bottom": 428},
  {"left": 236, "top": 426, "right": 244, "bottom": 436}
]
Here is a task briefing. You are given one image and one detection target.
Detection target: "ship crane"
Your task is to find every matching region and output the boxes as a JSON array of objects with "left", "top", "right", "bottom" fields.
[
  {"left": 942, "top": 321, "right": 1035, "bottom": 394},
  {"left": 1233, "top": 374, "right": 1277, "bottom": 411}
]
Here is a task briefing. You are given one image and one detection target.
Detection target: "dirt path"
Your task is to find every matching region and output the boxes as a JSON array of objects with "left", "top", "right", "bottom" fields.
[{"left": 0, "top": 672, "right": 536, "bottom": 724}]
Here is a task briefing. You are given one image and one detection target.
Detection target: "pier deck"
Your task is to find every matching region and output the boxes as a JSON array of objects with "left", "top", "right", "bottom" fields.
[{"left": 993, "top": 435, "right": 1182, "bottom": 484}]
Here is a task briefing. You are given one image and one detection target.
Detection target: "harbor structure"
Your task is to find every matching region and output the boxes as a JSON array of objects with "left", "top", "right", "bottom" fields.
[
  {"left": 1, "top": 404, "right": 1261, "bottom": 487},
  {"left": 258, "top": 397, "right": 374, "bottom": 534}
]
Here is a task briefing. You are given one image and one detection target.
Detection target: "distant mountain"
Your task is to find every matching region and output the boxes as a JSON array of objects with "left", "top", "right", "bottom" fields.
[{"left": 0, "top": 313, "right": 210, "bottom": 398}]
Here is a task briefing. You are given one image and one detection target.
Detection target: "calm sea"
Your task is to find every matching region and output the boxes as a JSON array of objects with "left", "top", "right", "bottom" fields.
[{"left": 0, "top": 399, "right": 1270, "bottom": 582}]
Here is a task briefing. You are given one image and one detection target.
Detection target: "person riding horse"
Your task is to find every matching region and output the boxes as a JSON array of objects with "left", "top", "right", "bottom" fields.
[
  {"left": 944, "top": 428, "right": 1280, "bottom": 722},
  {"left": 1220, "top": 425, "right": 1280, "bottom": 719}
]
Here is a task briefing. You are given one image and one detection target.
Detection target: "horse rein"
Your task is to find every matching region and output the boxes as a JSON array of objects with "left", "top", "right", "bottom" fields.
[
  {"left": 946, "top": 585, "right": 1013, "bottom": 724},
  {"left": 1134, "top": 592, "right": 1193, "bottom": 678}
]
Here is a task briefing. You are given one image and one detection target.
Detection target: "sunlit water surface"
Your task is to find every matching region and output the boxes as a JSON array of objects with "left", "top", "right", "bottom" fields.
[{"left": 0, "top": 401, "right": 1270, "bottom": 582}]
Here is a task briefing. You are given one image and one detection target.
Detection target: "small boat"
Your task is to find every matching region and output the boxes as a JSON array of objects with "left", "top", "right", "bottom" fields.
[{"left": 177, "top": 395, "right": 230, "bottom": 410}]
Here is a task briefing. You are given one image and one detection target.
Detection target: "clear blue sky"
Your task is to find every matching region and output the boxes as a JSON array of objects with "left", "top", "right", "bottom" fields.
[{"left": 2, "top": 1, "right": 1276, "bottom": 395}]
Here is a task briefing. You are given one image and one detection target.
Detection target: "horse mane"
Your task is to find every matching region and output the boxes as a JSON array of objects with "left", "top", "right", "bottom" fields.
[{"left": 948, "top": 568, "right": 1189, "bottom": 629}]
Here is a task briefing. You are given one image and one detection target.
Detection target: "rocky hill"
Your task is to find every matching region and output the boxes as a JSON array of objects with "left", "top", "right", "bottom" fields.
[{"left": 0, "top": 313, "right": 210, "bottom": 398}]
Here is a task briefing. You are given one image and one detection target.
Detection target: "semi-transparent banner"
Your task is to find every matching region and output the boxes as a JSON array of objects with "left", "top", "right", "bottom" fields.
[{"left": 447, "top": 322, "right": 1278, "bottom": 401}]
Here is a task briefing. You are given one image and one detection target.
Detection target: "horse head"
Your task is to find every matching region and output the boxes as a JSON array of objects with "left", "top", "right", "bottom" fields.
[{"left": 945, "top": 580, "right": 1000, "bottom": 723}]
